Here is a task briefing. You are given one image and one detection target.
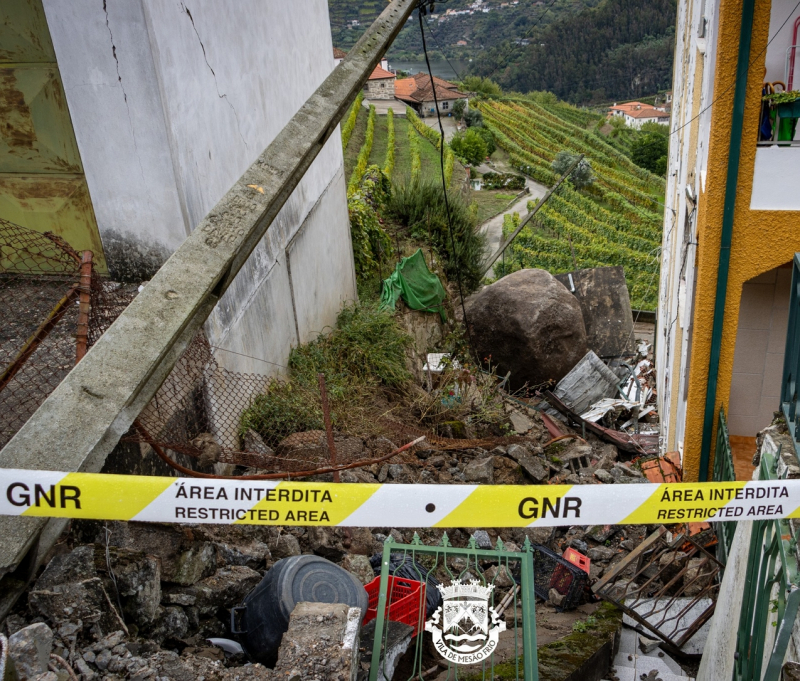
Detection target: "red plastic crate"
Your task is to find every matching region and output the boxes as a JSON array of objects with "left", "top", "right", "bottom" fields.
[
  {"left": 362, "top": 576, "right": 427, "bottom": 637},
  {"left": 562, "top": 547, "right": 591, "bottom": 574}
]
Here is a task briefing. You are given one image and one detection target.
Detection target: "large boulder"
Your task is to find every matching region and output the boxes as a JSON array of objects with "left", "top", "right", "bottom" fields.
[{"left": 465, "top": 269, "right": 588, "bottom": 389}]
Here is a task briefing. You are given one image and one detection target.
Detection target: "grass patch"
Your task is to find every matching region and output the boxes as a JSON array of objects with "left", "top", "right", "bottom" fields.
[
  {"left": 368, "top": 113, "right": 390, "bottom": 170},
  {"left": 391, "top": 117, "right": 452, "bottom": 186},
  {"left": 472, "top": 191, "right": 521, "bottom": 223},
  {"left": 343, "top": 104, "right": 367, "bottom": 180},
  {"left": 240, "top": 303, "right": 412, "bottom": 448}
]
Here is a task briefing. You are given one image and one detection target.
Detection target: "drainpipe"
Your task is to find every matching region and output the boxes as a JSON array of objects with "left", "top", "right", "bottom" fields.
[{"left": 698, "top": 0, "right": 756, "bottom": 481}]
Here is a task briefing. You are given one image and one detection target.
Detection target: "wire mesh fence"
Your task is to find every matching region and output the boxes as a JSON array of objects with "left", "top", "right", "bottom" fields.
[
  {"left": 1, "top": 220, "right": 531, "bottom": 474},
  {"left": 0, "top": 219, "right": 137, "bottom": 449}
]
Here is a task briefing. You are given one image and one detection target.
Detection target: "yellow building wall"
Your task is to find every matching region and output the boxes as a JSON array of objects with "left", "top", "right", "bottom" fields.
[{"left": 682, "top": 0, "right": 800, "bottom": 480}]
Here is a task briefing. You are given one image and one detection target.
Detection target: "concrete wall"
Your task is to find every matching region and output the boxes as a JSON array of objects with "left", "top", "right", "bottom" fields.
[
  {"left": 41, "top": 0, "right": 356, "bottom": 376},
  {"left": 727, "top": 265, "right": 792, "bottom": 436}
]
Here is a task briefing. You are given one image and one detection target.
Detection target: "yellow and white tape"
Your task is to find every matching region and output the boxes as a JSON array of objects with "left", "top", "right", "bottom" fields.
[{"left": 1, "top": 469, "right": 797, "bottom": 527}]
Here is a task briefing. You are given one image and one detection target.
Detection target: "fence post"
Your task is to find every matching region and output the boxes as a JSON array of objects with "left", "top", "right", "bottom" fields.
[
  {"left": 75, "top": 251, "right": 93, "bottom": 363},
  {"left": 318, "top": 373, "right": 339, "bottom": 483}
]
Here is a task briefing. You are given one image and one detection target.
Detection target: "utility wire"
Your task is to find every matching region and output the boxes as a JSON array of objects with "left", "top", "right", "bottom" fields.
[{"left": 418, "top": 5, "right": 476, "bottom": 359}]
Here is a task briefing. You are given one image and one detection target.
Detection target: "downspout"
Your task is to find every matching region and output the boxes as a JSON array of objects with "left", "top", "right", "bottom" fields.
[{"left": 698, "top": 0, "right": 757, "bottom": 480}]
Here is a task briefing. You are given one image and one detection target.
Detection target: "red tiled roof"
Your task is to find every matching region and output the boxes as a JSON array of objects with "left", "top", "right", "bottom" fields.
[
  {"left": 610, "top": 102, "right": 668, "bottom": 119},
  {"left": 369, "top": 65, "right": 395, "bottom": 80},
  {"left": 394, "top": 73, "right": 467, "bottom": 104},
  {"left": 333, "top": 47, "right": 347, "bottom": 59}
]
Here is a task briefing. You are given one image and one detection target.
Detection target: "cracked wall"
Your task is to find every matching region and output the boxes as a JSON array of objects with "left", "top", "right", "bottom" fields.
[{"left": 40, "top": 0, "right": 356, "bottom": 373}]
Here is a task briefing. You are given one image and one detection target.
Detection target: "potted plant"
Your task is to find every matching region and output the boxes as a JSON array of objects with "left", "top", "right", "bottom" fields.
[{"left": 762, "top": 90, "right": 800, "bottom": 142}]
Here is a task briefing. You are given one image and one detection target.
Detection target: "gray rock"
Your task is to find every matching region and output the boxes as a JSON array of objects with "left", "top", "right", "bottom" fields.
[
  {"left": 163, "top": 566, "right": 262, "bottom": 618},
  {"left": 484, "top": 565, "right": 515, "bottom": 588},
  {"left": 638, "top": 634, "right": 661, "bottom": 654},
  {"left": 464, "top": 269, "right": 588, "bottom": 390},
  {"left": 587, "top": 546, "right": 616, "bottom": 562},
  {"left": 387, "top": 464, "right": 412, "bottom": 483},
  {"left": 594, "top": 469, "right": 615, "bottom": 483},
  {"left": 518, "top": 456, "right": 549, "bottom": 483},
  {"left": 271, "top": 532, "right": 301, "bottom": 560},
  {"left": 472, "top": 530, "right": 492, "bottom": 549},
  {"left": 464, "top": 458, "right": 494, "bottom": 484},
  {"left": 148, "top": 607, "right": 189, "bottom": 643},
  {"left": 8, "top": 623, "right": 53, "bottom": 679},
  {"left": 613, "top": 462, "right": 644, "bottom": 478},
  {"left": 342, "top": 554, "right": 375, "bottom": 586},
  {"left": 586, "top": 525, "right": 617, "bottom": 543},
  {"left": 95, "top": 648, "right": 113, "bottom": 670},
  {"left": 344, "top": 527, "right": 378, "bottom": 556},
  {"left": 106, "top": 548, "right": 162, "bottom": 626},
  {"left": 377, "top": 464, "right": 389, "bottom": 483},
  {"left": 568, "top": 539, "right": 588, "bottom": 553},
  {"left": 548, "top": 588, "right": 566, "bottom": 608},
  {"left": 428, "top": 456, "right": 446, "bottom": 468},
  {"left": 509, "top": 410, "right": 534, "bottom": 434},
  {"left": 243, "top": 428, "right": 274, "bottom": 456},
  {"left": 308, "top": 527, "right": 345, "bottom": 561},
  {"left": 505, "top": 444, "right": 528, "bottom": 463}
]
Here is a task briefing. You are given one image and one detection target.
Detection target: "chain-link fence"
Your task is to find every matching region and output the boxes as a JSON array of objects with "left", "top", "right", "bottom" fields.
[{"left": 0, "top": 219, "right": 136, "bottom": 449}]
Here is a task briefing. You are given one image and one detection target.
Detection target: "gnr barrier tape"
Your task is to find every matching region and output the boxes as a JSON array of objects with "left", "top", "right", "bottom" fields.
[
  {"left": 1, "top": 469, "right": 796, "bottom": 527},
  {"left": 0, "top": 469, "right": 796, "bottom": 527}
]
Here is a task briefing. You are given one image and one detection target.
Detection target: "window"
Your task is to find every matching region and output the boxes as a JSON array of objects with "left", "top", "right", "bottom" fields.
[{"left": 442, "top": 101, "right": 449, "bottom": 110}]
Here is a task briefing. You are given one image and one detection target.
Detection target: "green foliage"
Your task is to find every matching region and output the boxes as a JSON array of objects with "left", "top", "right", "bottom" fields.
[
  {"left": 461, "top": 75, "right": 503, "bottom": 98},
  {"left": 408, "top": 117, "right": 422, "bottom": 185},
  {"left": 763, "top": 90, "right": 800, "bottom": 104},
  {"left": 388, "top": 181, "right": 486, "bottom": 293},
  {"left": 406, "top": 106, "right": 456, "bottom": 186},
  {"left": 474, "top": 126, "right": 496, "bottom": 155},
  {"left": 464, "top": 109, "right": 484, "bottom": 128},
  {"left": 552, "top": 151, "right": 595, "bottom": 189},
  {"left": 451, "top": 128, "right": 489, "bottom": 166},
  {"left": 384, "top": 108, "right": 396, "bottom": 179},
  {"left": 348, "top": 104, "right": 376, "bottom": 191},
  {"left": 482, "top": 172, "right": 525, "bottom": 191},
  {"left": 240, "top": 303, "right": 412, "bottom": 448},
  {"left": 630, "top": 125, "right": 669, "bottom": 176},
  {"left": 347, "top": 165, "right": 392, "bottom": 279},
  {"left": 452, "top": 99, "right": 467, "bottom": 121},
  {"left": 471, "top": 0, "right": 676, "bottom": 105},
  {"left": 341, "top": 92, "right": 364, "bottom": 150},
  {"left": 478, "top": 97, "right": 663, "bottom": 310}
]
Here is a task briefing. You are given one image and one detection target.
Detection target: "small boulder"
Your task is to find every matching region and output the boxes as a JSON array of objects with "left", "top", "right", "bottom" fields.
[
  {"left": 465, "top": 269, "right": 588, "bottom": 390},
  {"left": 342, "top": 554, "right": 375, "bottom": 585},
  {"left": 594, "top": 469, "right": 614, "bottom": 483},
  {"left": 271, "top": 532, "right": 301, "bottom": 560},
  {"left": 518, "top": 456, "right": 549, "bottom": 483},
  {"left": 509, "top": 410, "right": 534, "bottom": 434},
  {"left": 484, "top": 565, "right": 515, "bottom": 588},
  {"left": 472, "top": 530, "right": 492, "bottom": 549},
  {"left": 8, "top": 623, "right": 54, "bottom": 679},
  {"left": 464, "top": 458, "right": 494, "bottom": 484},
  {"left": 587, "top": 546, "right": 616, "bottom": 562},
  {"left": 308, "top": 527, "right": 345, "bottom": 561},
  {"left": 548, "top": 588, "right": 566, "bottom": 608}
]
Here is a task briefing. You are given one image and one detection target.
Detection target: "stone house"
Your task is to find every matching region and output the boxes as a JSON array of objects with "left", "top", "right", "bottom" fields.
[
  {"left": 394, "top": 73, "right": 468, "bottom": 117},
  {"left": 363, "top": 61, "right": 396, "bottom": 100}
]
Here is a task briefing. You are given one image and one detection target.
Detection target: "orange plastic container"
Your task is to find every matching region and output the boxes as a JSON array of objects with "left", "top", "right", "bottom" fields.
[
  {"left": 562, "top": 547, "right": 591, "bottom": 574},
  {"left": 363, "top": 575, "right": 427, "bottom": 637}
]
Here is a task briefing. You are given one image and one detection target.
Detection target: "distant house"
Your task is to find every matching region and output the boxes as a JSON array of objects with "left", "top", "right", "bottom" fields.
[
  {"left": 395, "top": 73, "right": 469, "bottom": 117},
  {"left": 608, "top": 101, "right": 670, "bottom": 129},
  {"left": 333, "top": 47, "right": 347, "bottom": 68},
  {"left": 363, "top": 60, "right": 396, "bottom": 100}
]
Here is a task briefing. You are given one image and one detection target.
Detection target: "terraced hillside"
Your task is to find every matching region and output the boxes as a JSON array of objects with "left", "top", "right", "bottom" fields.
[{"left": 478, "top": 98, "right": 665, "bottom": 310}]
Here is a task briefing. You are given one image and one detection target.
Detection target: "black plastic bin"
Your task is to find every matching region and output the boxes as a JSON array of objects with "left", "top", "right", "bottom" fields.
[{"left": 231, "top": 555, "right": 369, "bottom": 666}]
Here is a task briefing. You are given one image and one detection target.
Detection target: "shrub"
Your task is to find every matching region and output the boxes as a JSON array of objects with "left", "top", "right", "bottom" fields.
[
  {"left": 453, "top": 99, "right": 467, "bottom": 121},
  {"left": 348, "top": 104, "right": 376, "bottom": 191},
  {"left": 460, "top": 76, "right": 503, "bottom": 98},
  {"left": 552, "top": 150, "right": 595, "bottom": 189},
  {"left": 451, "top": 129, "right": 488, "bottom": 166},
  {"left": 408, "top": 117, "right": 422, "bottom": 184},
  {"left": 482, "top": 172, "right": 525, "bottom": 191},
  {"left": 240, "top": 303, "right": 412, "bottom": 447},
  {"left": 464, "top": 109, "right": 484, "bottom": 128},
  {"left": 474, "top": 126, "right": 496, "bottom": 155},
  {"left": 384, "top": 108, "right": 396, "bottom": 179},
  {"left": 388, "top": 181, "right": 486, "bottom": 292},
  {"left": 630, "top": 126, "right": 669, "bottom": 176},
  {"left": 341, "top": 92, "right": 364, "bottom": 149},
  {"left": 348, "top": 165, "right": 392, "bottom": 279}
]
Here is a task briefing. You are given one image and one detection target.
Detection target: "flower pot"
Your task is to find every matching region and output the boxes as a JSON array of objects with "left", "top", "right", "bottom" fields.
[{"left": 777, "top": 100, "right": 800, "bottom": 118}]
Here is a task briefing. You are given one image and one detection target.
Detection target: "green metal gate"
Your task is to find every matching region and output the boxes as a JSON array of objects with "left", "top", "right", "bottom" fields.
[
  {"left": 369, "top": 534, "right": 538, "bottom": 680},
  {"left": 712, "top": 408, "right": 737, "bottom": 566}
]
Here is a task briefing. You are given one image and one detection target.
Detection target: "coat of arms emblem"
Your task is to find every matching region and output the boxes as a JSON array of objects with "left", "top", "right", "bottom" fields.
[{"left": 424, "top": 579, "right": 506, "bottom": 665}]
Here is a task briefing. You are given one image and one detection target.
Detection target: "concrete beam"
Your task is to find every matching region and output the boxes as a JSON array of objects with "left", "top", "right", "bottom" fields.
[{"left": 0, "top": 0, "right": 417, "bottom": 599}]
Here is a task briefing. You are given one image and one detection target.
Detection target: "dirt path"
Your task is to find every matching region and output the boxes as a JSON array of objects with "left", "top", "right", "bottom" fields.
[{"left": 479, "top": 177, "right": 548, "bottom": 277}]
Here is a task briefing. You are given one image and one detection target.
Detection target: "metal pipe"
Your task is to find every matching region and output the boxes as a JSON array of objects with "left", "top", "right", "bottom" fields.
[
  {"left": 75, "top": 251, "right": 93, "bottom": 363},
  {"left": 698, "top": 0, "right": 756, "bottom": 481}
]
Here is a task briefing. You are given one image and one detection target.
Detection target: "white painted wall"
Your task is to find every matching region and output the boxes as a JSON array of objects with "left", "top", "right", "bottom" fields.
[
  {"left": 42, "top": 0, "right": 356, "bottom": 377},
  {"left": 752, "top": 146, "right": 800, "bottom": 209}
]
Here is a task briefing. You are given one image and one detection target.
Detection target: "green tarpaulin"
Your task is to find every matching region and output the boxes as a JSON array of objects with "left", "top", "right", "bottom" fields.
[{"left": 379, "top": 248, "right": 447, "bottom": 321}]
